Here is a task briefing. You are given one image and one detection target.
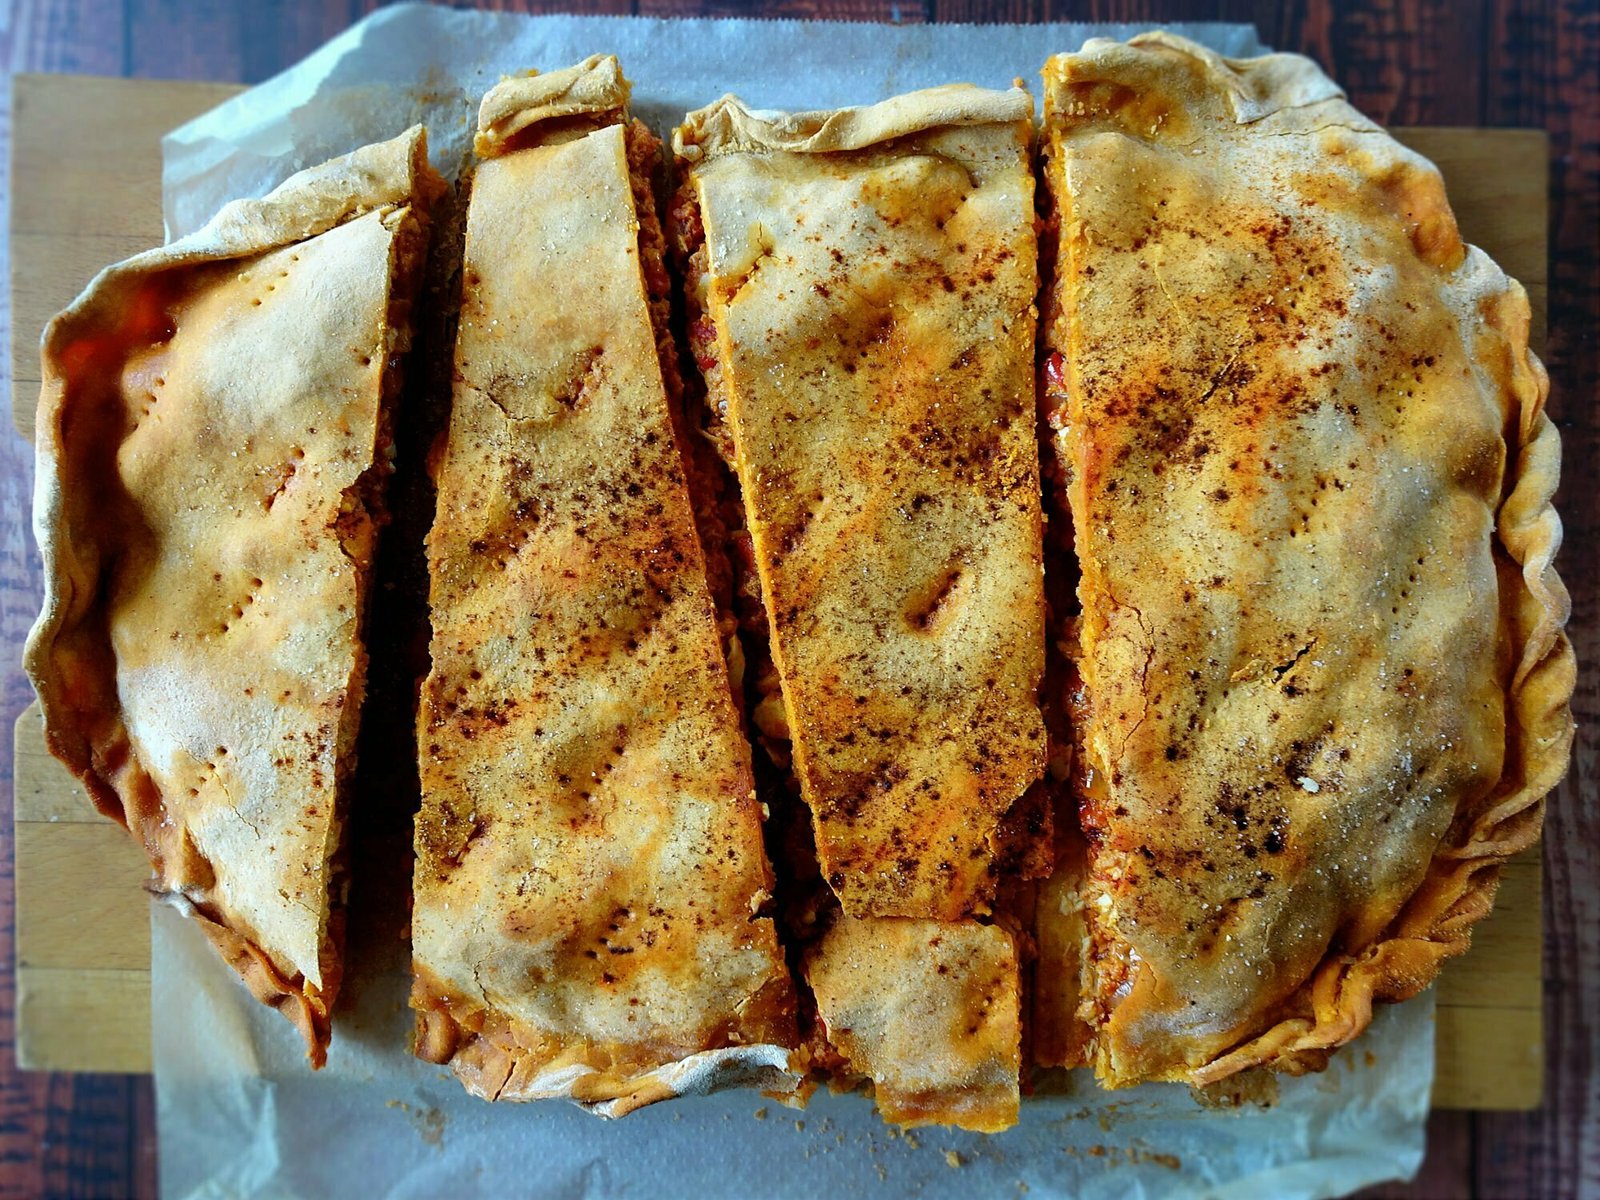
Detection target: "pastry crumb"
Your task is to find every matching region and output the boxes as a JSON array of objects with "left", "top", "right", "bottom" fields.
[
  {"left": 753, "top": 1106, "right": 768, "bottom": 1120},
  {"left": 945, "top": 1150, "right": 965, "bottom": 1168}
]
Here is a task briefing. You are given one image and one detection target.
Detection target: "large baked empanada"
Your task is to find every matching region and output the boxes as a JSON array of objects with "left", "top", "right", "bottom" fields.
[
  {"left": 410, "top": 58, "right": 797, "bottom": 1112},
  {"left": 26, "top": 127, "right": 442, "bottom": 1064},
  {"left": 1035, "top": 33, "right": 1573, "bottom": 1087}
]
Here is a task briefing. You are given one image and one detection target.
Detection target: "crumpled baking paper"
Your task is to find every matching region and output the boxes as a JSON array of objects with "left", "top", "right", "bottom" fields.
[{"left": 153, "top": 7, "right": 1431, "bottom": 1199}]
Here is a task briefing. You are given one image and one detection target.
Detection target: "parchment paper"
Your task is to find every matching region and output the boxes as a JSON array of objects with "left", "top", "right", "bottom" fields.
[{"left": 153, "top": 8, "right": 1432, "bottom": 1198}]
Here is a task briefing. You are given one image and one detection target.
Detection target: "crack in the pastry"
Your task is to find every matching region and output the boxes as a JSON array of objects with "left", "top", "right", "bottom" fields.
[
  {"left": 1150, "top": 255, "right": 1189, "bottom": 326},
  {"left": 471, "top": 383, "right": 517, "bottom": 424},
  {"left": 1113, "top": 603, "right": 1158, "bottom": 762},
  {"left": 214, "top": 770, "right": 268, "bottom": 846},
  {"left": 1252, "top": 120, "right": 1382, "bottom": 137},
  {"left": 721, "top": 229, "right": 778, "bottom": 306},
  {"left": 1270, "top": 639, "right": 1317, "bottom": 683},
  {"left": 1197, "top": 348, "right": 1243, "bottom": 405}
]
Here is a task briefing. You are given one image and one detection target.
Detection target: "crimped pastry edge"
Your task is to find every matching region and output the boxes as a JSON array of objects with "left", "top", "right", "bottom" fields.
[
  {"left": 474, "top": 54, "right": 630, "bottom": 157},
  {"left": 1190, "top": 268, "right": 1571, "bottom": 1086},
  {"left": 673, "top": 82, "right": 1032, "bottom": 163}
]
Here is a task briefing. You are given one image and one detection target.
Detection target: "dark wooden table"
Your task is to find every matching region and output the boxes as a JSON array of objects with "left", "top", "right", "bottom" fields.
[{"left": 0, "top": 1, "right": 1594, "bottom": 1197}]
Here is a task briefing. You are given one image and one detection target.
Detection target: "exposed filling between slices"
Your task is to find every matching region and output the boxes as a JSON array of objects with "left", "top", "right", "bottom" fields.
[
  {"left": 316, "top": 198, "right": 435, "bottom": 1037},
  {"left": 1034, "top": 129, "right": 1137, "bottom": 1071}
]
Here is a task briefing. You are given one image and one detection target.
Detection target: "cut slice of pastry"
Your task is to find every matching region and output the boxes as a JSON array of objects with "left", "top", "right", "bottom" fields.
[
  {"left": 25, "top": 126, "right": 443, "bottom": 1065},
  {"left": 806, "top": 916, "right": 1021, "bottom": 1132},
  {"left": 1036, "top": 33, "right": 1574, "bottom": 1087},
  {"left": 672, "top": 84, "right": 1046, "bottom": 1132},
  {"left": 410, "top": 57, "right": 797, "bottom": 1113},
  {"left": 672, "top": 85, "right": 1048, "bottom": 922}
]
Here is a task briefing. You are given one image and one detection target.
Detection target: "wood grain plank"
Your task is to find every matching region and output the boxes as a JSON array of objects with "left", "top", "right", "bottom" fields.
[
  {"left": 15, "top": 969, "right": 151, "bottom": 1075},
  {"left": 6, "top": 72, "right": 244, "bottom": 237},
  {"left": 8, "top": 75, "right": 244, "bottom": 436},
  {"left": 1435, "top": 1005, "right": 1545, "bottom": 1113},
  {"left": 13, "top": 823, "right": 151, "bottom": 973}
]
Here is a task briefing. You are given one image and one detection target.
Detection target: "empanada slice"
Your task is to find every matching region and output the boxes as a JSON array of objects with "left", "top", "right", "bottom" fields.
[
  {"left": 672, "top": 84, "right": 1048, "bottom": 922},
  {"left": 26, "top": 127, "right": 443, "bottom": 1064},
  {"left": 410, "top": 57, "right": 797, "bottom": 1113},
  {"left": 672, "top": 84, "right": 1048, "bottom": 1132},
  {"left": 1036, "top": 33, "right": 1573, "bottom": 1087}
]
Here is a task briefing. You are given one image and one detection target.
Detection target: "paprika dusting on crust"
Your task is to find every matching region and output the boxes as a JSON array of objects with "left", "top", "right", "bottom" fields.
[
  {"left": 410, "top": 57, "right": 797, "bottom": 1112},
  {"left": 1036, "top": 33, "right": 1573, "bottom": 1089},
  {"left": 24, "top": 127, "right": 442, "bottom": 1066},
  {"left": 673, "top": 84, "right": 1049, "bottom": 1133},
  {"left": 673, "top": 85, "right": 1048, "bottom": 923}
]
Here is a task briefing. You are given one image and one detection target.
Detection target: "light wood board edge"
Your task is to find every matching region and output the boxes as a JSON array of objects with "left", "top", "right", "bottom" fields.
[{"left": 9, "top": 73, "right": 245, "bottom": 439}]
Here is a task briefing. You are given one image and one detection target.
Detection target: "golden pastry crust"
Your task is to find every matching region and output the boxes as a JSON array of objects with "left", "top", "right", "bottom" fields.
[
  {"left": 411, "top": 61, "right": 797, "bottom": 1112},
  {"left": 674, "top": 87, "right": 1048, "bottom": 921},
  {"left": 474, "top": 54, "right": 630, "bottom": 156},
  {"left": 1038, "top": 32, "right": 1573, "bottom": 1087},
  {"left": 805, "top": 916, "right": 1021, "bottom": 1132},
  {"left": 25, "top": 127, "right": 442, "bottom": 1065}
]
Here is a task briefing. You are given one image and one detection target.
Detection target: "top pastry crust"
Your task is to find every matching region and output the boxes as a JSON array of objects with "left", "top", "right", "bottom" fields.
[
  {"left": 806, "top": 916, "right": 1021, "bottom": 1132},
  {"left": 675, "top": 87, "right": 1048, "bottom": 920},
  {"left": 410, "top": 62, "right": 797, "bottom": 1113},
  {"left": 1039, "top": 33, "right": 1573, "bottom": 1086},
  {"left": 25, "top": 127, "right": 442, "bottom": 1064},
  {"left": 474, "top": 54, "right": 630, "bottom": 156}
]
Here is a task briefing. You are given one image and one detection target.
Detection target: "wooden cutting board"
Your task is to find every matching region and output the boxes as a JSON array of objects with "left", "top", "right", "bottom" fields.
[{"left": 7, "top": 73, "right": 1549, "bottom": 1107}]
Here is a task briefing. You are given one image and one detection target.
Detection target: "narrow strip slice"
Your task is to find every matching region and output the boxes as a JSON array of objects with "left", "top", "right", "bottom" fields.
[
  {"left": 673, "top": 86, "right": 1047, "bottom": 921},
  {"left": 806, "top": 916, "right": 1021, "bottom": 1132},
  {"left": 673, "top": 86, "right": 1045, "bottom": 1132},
  {"left": 25, "top": 127, "right": 442, "bottom": 1064},
  {"left": 1037, "top": 33, "right": 1573, "bottom": 1087},
  {"left": 411, "top": 57, "right": 796, "bottom": 1113}
]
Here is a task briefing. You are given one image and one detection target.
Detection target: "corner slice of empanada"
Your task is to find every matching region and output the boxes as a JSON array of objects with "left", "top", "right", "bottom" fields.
[{"left": 27, "top": 126, "right": 444, "bottom": 1064}]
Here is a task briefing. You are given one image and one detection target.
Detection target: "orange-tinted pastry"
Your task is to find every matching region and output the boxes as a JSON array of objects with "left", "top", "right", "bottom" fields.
[
  {"left": 673, "top": 84, "right": 1048, "bottom": 1131},
  {"left": 26, "top": 127, "right": 442, "bottom": 1064},
  {"left": 1035, "top": 33, "right": 1573, "bottom": 1087},
  {"left": 410, "top": 58, "right": 796, "bottom": 1112}
]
